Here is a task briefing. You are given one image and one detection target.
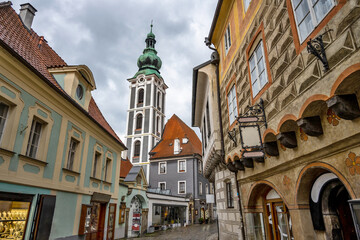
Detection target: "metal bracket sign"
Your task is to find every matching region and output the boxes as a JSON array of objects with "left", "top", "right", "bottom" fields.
[
  {"left": 236, "top": 98, "right": 267, "bottom": 159},
  {"left": 307, "top": 29, "right": 332, "bottom": 72}
]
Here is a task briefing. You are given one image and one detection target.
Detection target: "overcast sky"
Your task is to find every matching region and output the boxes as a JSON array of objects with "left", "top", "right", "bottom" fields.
[{"left": 11, "top": 0, "right": 217, "bottom": 142}]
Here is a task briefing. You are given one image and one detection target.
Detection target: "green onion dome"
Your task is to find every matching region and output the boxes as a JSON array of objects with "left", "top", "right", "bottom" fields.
[{"left": 135, "top": 24, "right": 162, "bottom": 76}]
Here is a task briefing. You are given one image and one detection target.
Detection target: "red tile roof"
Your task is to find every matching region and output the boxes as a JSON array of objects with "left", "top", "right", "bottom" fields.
[
  {"left": 120, "top": 158, "right": 133, "bottom": 178},
  {"left": 0, "top": 2, "right": 124, "bottom": 146},
  {"left": 149, "top": 114, "right": 202, "bottom": 159}
]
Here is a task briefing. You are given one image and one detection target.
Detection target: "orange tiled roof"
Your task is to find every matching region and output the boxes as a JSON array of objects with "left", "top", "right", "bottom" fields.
[
  {"left": 0, "top": 2, "right": 124, "bottom": 146},
  {"left": 120, "top": 158, "right": 133, "bottom": 178},
  {"left": 149, "top": 114, "right": 202, "bottom": 159}
]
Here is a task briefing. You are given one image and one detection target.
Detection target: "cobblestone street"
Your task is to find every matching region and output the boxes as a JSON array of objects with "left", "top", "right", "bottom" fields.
[{"left": 123, "top": 223, "right": 218, "bottom": 240}]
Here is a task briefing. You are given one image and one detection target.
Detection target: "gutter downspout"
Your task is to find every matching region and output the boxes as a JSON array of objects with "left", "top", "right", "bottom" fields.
[
  {"left": 235, "top": 171, "right": 246, "bottom": 240},
  {"left": 206, "top": 41, "right": 246, "bottom": 240}
]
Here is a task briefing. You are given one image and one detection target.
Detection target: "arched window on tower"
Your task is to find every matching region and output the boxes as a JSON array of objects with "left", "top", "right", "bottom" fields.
[
  {"left": 157, "top": 92, "right": 161, "bottom": 110},
  {"left": 138, "top": 89, "right": 144, "bottom": 105},
  {"left": 134, "top": 141, "right": 141, "bottom": 158},
  {"left": 136, "top": 114, "right": 143, "bottom": 130},
  {"left": 156, "top": 116, "right": 161, "bottom": 136}
]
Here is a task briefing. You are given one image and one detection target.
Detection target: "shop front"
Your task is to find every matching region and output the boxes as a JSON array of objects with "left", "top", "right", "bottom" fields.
[
  {"left": 147, "top": 191, "right": 189, "bottom": 232},
  {"left": 0, "top": 191, "right": 57, "bottom": 240},
  {"left": 0, "top": 192, "right": 33, "bottom": 240},
  {"left": 78, "top": 192, "right": 115, "bottom": 240},
  {"left": 151, "top": 205, "right": 186, "bottom": 227}
]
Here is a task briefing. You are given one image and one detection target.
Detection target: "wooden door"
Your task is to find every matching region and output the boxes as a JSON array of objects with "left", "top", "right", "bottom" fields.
[
  {"left": 106, "top": 203, "right": 116, "bottom": 240},
  {"left": 124, "top": 209, "right": 129, "bottom": 238},
  {"left": 141, "top": 209, "right": 148, "bottom": 234},
  {"left": 96, "top": 203, "right": 106, "bottom": 239}
]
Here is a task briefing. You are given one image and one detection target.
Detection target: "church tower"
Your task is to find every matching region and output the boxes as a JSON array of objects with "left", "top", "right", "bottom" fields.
[{"left": 125, "top": 24, "right": 167, "bottom": 181}]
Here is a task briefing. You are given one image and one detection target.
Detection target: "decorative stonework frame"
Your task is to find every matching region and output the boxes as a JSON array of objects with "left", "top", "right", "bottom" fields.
[
  {"left": 91, "top": 143, "right": 103, "bottom": 180},
  {"left": 0, "top": 77, "right": 24, "bottom": 151},
  {"left": 64, "top": 126, "right": 83, "bottom": 173},
  {"left": 21, "top": 103, "right": 54, "bottom": 163},
  {"left": 103, "top": 151, "right": 114, "bottom": 183}
]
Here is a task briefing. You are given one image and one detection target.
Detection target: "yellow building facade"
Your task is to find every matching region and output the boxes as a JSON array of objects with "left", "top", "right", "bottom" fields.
[
  {"left": 196, "top": 0, "right": 360, "bottom": 239},
  {"left": 0, "top": 2, "right": 126, "bottom": 239}
]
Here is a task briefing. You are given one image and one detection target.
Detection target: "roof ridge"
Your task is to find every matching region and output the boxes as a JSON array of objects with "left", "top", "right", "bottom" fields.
[{"left": 89, "top": 97, "right": 122, "bottom": 142}]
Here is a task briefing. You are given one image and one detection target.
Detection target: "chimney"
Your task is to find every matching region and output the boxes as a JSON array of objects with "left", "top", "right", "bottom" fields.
[{"left": 19, "top": 3, "right": 37, "bottom": 30}]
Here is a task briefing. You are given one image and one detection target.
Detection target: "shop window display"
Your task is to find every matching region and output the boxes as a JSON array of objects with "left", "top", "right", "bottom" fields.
[
  {"left": 245, "top": 212, "right": 266, "bottom": 240},
  {"left": 0, "top": 200, "right": 30, "bottom": 240}
]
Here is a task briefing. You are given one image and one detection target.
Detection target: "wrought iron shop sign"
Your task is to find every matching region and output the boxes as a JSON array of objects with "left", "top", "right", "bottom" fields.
[
  {"left": 236, "top": 99, "right": 267, "bottom": 160},
  {"left": 307, "top": 29, "right": 332, "bottom": 72}
]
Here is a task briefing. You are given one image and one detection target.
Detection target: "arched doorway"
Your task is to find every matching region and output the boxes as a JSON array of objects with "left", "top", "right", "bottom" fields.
[
  {"left": 128, "top": 195, "right": 142, "bottom": 237},
  {"left": 264, "top": 189, "right": 294, "bottom": 240},
  {"left": 245, "top": 182, "right": 293, "bottom": 240},
  {"left": 309, "top": 173, "right": 356, "bottom": 239}
]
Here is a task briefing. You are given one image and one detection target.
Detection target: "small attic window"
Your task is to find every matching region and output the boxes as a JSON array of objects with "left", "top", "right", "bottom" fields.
[
  {"left": 76, "top": 84, "right": 84, "bottom": 100},
  {"left": 182, "top": 138, "right": 189, "bottom": 144},
  {"left": 174, "top": 138, "right": 180, "bottom": 154}
]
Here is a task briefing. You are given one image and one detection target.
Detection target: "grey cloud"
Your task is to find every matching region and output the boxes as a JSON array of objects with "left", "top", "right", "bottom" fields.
[{"left": 11, "top": 0, "right": 217, "bottom": 141}]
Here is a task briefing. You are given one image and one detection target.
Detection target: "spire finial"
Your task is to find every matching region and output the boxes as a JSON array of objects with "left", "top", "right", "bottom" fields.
[{"left": 150, "top": 20, "right": 153, "bottom": 33}]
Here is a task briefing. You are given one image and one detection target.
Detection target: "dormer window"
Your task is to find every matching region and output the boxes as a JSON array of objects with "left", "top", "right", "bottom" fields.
[
  {"left": 49, "top": 65, "right": 96, "bottom": 111},
  {"left": 182, "top": 138, "right": 188, "bottom": 144},
  {"left": 76, "top": 84, "right": 84, "bottom": 100},
  {"left": 174, "top": 138, "right": 180, "bottom": 154}
]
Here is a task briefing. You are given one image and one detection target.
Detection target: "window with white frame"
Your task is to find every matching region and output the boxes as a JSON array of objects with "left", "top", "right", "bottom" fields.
[
  {"left": 178, "top": 181, "right": 186, "bottom": 194},
  {"left": 244, "top": 0, "right": 251, "bottom": 12},
  {"left": 159, "top": 182, "right": 166, "bottom": 190},
  {"left": 0, "top": 103, "right": 9, "bottom": 142},
  {"left": 66, "top": 138, "right": 78, "bottom": 170},
  {"left": 291, "top": 0, "right": 335, "bottom": 42},
  {"left": 224, "top": 24, "right": 231, "bottom": 54},
  {"left": 249, "top": 41, "right": 268, "bottom": 97},
  {"left": 227, "top": 85, "right": 238, "bottom": 124},
  {"left": 199, "top": 182, "right": 203, "bottom": 195},
  {"left": 104, "top": 158, "right": 112, "bottom": 182},
  {"left": 198, "top": 160, "right": 202, "bottom": 174},
  {"left": 159, "top": 162, "right": 166, "bottom": 174},
  {"left": 174, "top": 138, "right": 181, "bottom": 154},
  {"left": 178, "top": 160, "right": 186, "bottom": 173},
  {"left": 26, "top": 119, "right": 43, "bottom": 158},
  {"left": 206, "top": 184, "right": 209, "bottom": 194}
]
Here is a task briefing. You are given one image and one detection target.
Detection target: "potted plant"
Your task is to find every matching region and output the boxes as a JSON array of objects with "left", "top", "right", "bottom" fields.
[{"left": 198, "top": 217, "right": 204, "bottom": 224}]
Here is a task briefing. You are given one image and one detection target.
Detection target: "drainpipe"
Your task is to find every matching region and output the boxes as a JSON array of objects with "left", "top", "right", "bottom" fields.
[
  {"left": 235, "top": 171, "right": 246, "bottom": 240},
  {"left": 205, "top": 39, "right": 246, "bottom": 240}
]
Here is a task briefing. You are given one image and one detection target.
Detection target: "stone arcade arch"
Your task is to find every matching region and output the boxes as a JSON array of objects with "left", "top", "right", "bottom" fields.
[
  {"left": 295, "top": 163, "right": 356, "bottom": 239},
  {"left": 245, "top": 181, "right": 293, "bottom": 240}
]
